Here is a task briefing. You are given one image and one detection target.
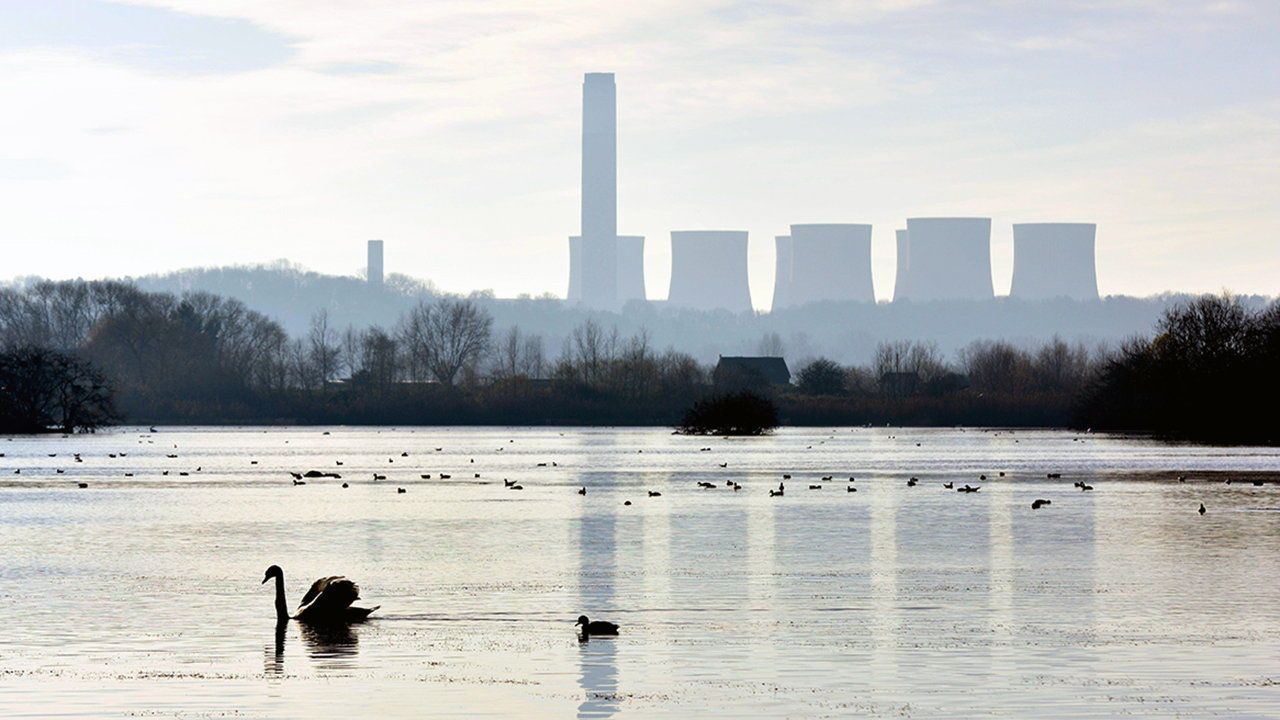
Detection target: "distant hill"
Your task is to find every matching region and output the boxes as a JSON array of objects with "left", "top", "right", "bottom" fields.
[{"left": 99, "top": 262, "right": 1272, "bottom": 365}]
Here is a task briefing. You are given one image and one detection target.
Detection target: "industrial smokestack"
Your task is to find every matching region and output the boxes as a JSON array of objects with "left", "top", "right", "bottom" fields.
[
  {"left": 367, "top": 239, "right": 384, "bottom": 286},
  {"left": 578, "top": 72, "right": 618, "bottom": 309},
  {"left": 892, "top": 229, "right": 911, "bottom": 301},
  {"left": 1010, "top": 223, "right": 1099, "bottom": 300},
  {"left": 568, "top": 234, "right": 644, "bottom": 303},
  {"left": 898, "top": 218, "right": 993, "bottom": 301},
  {"left": 667, "top": 231, "right": 753, "bottom": 313},
  {"left": 788, "top": 224, "right": 874, "bottom": 305},
  {"left": 617, "top": 235, "right": 646, "bottom": 303},
  {"left": 771, "top": 235, "right": 792, "bottom": 312}
]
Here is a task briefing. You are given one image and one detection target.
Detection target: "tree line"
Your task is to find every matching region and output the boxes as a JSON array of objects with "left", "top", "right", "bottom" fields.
[{"left": 1, "top": 280, "right": 1275, "bottom": 442}]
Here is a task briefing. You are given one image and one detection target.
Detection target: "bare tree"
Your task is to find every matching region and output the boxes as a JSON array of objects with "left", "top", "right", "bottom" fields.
[
  {"left": 491, "top": 327, "right": 545, "bottom": 380},
  {"left": 423, "top": 298, "right": 492, "bottom": 386},
  {"left": 306, "top": 310, "right": 341, "bottom": 388},
  {"left": 756, "top": 332, "right": 785, "bottom": 357}
]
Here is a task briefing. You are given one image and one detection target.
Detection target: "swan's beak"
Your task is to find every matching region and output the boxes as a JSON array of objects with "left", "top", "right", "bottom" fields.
[{"left": 261, "top": 575, "right": 269, "bottom": 584}]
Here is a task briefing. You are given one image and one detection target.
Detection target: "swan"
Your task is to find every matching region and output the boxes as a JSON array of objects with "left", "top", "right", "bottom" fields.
[{"left": 262, "top": 565, "right": 379, "bottom": 625}]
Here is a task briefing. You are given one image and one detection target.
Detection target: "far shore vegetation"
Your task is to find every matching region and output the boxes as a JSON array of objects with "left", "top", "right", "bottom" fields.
[{"left": 0, "top": 280, "right": 1275, "bottom": 444}]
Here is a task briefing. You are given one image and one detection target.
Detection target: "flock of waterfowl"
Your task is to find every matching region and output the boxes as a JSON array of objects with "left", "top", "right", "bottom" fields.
[{"left": 7, "top": 426, "right": 1270, "bottom": 640}]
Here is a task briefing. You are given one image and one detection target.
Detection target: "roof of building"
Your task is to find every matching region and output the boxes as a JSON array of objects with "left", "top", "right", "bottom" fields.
[{"left": 714, "top": 356, "right": 791, "bottom": 384}]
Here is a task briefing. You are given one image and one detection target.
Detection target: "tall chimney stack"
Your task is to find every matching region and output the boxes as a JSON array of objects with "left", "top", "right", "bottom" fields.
[{"left": 578, "top": 72, "right": 618, "bottom": 309}]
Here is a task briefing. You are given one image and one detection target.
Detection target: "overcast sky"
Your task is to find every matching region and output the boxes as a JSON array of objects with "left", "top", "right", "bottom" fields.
[{"left": 1, "top": 0, "right": 1277, "bottom": 306}]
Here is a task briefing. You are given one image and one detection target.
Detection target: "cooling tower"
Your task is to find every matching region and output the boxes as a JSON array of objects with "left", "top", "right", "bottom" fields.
[
  {"left": 898, "top": 218, "right": 994, "bottom": 301},
  {"left": 788, "top": 224, "right": 874, "bottom": 305},
  {"left": 567, "top": 235, "right": 583, "bottom": 301},
  {"left": 666, "top": 231, "right": 753, "bottom": 313},
  {"left": 1010, "top": 223, "right": 1099, "bottom": 301},
  {"left": 568, "top": 235, "right": 644, "bottom": 303},
  {"left": 892, "top": 229, "right": 910, "bottom": 301},
  {"left": 617, "top": 235, "right": 646, "bottom": 303},
  {"left": 367, "top": 239, "right": 384, "bottom": 286},
  {"left": 578, "top": 72, "right": 618, "bottom": 309},
  {"left": 771, "top": 235, "right": 792, "bottom": 312}
]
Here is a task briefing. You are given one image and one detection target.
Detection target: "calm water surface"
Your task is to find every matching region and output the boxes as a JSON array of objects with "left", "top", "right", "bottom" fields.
[{"left": 1, "top": 426, "right": 1278, "bottom": 718}]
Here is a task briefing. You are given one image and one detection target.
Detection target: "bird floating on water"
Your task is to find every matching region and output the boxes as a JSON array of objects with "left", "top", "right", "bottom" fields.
[
  {"left": 261, "top": 565, "right": 378, "bottom": 625},
  {"left": 648, "top": 491, "right": 661, "bottom": 497},
  {"left": 943, "top": 482, "right": 954, "bottom": 489},
  {"left": 958, "top": 485, "right": 980, "bottom": 493},
  {"left": 578, "top": 487, "right": 586, "bottom": 495},
  {"left": 907, "top": 478, "right": 918, "bottom": 487},
  {"left": 576, "top": 615, "right": 619, "bottom": 636},
  {"left": 1031, "top": 499, "right": 1051, "bottom": 509},
  {"left": 1199, "top": 503, "right": 1206, "bottom": 515}
]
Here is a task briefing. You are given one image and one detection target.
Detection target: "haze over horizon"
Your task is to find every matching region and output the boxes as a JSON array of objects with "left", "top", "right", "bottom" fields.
[{"left": 2, "top": 1, "right": 1277, "bottom": 308}]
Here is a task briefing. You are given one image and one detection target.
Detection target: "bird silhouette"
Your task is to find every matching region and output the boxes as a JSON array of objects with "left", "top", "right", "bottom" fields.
[
  {"left": 1198, "top": 503, "right": 1206, "bottom": 515},
  {"left": 262, "top": 565, "right": 378, "bottom": 625},
  {"left": 576, "top": 615, "right": 619, "bottom": 636}
]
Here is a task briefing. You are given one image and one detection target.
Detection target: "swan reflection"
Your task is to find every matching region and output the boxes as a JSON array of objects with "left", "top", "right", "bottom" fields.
[{"left": 301, "top": 622, "right": 361, "bottom": 670}]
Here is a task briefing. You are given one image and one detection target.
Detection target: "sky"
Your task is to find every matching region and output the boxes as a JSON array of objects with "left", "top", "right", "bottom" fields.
[{"left": 1, "top": 0, "right": 1277, "bottom": 307}]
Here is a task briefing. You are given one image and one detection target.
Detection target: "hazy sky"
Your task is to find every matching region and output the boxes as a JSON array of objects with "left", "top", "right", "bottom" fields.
[{"left": 2, "top": 0, "right": 1277, "bottom": 306}]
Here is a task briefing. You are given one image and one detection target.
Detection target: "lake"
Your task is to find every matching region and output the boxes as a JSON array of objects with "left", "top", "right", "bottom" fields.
[{"left": 1, "top": 426, "right": 1278, "bottom": 718}]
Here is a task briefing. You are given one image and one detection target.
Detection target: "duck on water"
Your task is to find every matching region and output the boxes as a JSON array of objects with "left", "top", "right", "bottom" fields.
[{"left": 262, "top": 565, "right": 379, "bottom": 625}]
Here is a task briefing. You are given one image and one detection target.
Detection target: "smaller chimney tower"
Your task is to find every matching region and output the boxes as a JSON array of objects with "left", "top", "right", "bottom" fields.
[{"left": 367, "top": 239, "right": 384, "bottom": 286}]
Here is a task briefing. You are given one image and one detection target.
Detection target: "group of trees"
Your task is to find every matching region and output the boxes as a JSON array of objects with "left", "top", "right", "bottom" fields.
[
  {"left": 791, "top": 337, "right": 1095, "bottom": 399},
  {"left": 1076, "top": 294, "right": 1279, "bottom": 443},
  {"left": 2, "top": 280, "right": 1276, "bottom": 442},
  {"left": 0, "top": 346, "right": 114, "bottom": 433}
]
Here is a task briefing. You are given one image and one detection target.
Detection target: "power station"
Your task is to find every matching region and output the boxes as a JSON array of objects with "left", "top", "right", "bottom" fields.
[
  {"left": 1010, "top": 223, "right": 1099, "bottom": 301},
  {"left": 895, "top": 218, "right": 994, "bottom": 302},
  {"left": 667, "top": 231, "right": 753, "bottom": 313},
  {"left": 556, "top": 75, "right": 1101, "bottom": 311},
  {"left": 788, "top": 224, "right": 875, "bottom": 305}
]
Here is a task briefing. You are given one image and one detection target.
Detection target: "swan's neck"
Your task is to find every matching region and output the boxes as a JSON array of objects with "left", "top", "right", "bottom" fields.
[{"left": 273, "top": 575, "right": 290, "bottom": 622}]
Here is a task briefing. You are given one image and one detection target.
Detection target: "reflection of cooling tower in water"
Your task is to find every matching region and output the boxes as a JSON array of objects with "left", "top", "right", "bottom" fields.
[
  {"left": 1010, "top": 223, "right": 1099, "bottom": 301},
  {"left": 788, "top": 224, "right": 875, "bottom": 305},
  {"left": 771, "top": 235, "right": 793, "bottom": 312},
  {"left": 892, "top": 229, "right": 910, "bottom": 301},
  {"left": 899, "top": 217, "right": 994, "bottom": 301},
  {"left": 568, "top": 235, "right": 645, "bottom": 303},
  {"left": 666, "top": 231, "right": 753, "bottom": 313}
]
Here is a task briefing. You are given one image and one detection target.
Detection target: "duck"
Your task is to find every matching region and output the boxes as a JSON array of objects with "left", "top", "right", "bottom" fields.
[
  {"left": 1031, "top": 498, "right": 1051, "bottom": 509},
  {"left": 957, "top": 485, "right": 980, "bottom": 493},
  {"left": 1198, "top": 503, "right": 1206, "bottom": 515},
  {"left": 648, "top": 491, "right": 661, "bottom": 497},
  {"left": 578, "top": 487, "right": 587, "bottom": 495},
  {"left": 576, "top": 615, "right": 619, "bottom": 636},
  {"left": 504, "top": 479, "right": 517, "bottom": 487},
  {"left": 1079, "top": 484, "right": 1093, "bottom": 491},
  {"left": 943, "top": 482, "right": 954, "bottom": 489},
  {"left": 907, "top": 478, "right": 918, "bottom": 487},
  {"left": 397, "top": 487, "right": 406, "bottom": 494},
  {"left": 808, "top": 484, "right": 822, "bottom": 490},
  {"left": 770, "top": 489, "right": 784, "bottom": 497},
  {"left": 846, "top": 486, "right": 857, "bottom": 493},
  {"left": 261, "top": 565, "right": 379, "bottom": 625}
]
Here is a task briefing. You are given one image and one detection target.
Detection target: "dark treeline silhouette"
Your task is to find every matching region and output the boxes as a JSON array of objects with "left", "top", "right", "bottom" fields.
[
  {"left": 1075, "top": 295, "right": 1280, "bottom": 444},
  {"left": 1, "top": 280, "right": 1276, "bottom": 441},
  {"left": 677, "top": 392, "right": 780, "bottom": 436},
  {"left": 0, "top": 346, "right": 115, "bottom": 433},
  {"left": 778, "top": 336, "right": 1095, "bottom": 427},
  {"left": 65, "top": 261, "right": 1272, "bottom": 364}
]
